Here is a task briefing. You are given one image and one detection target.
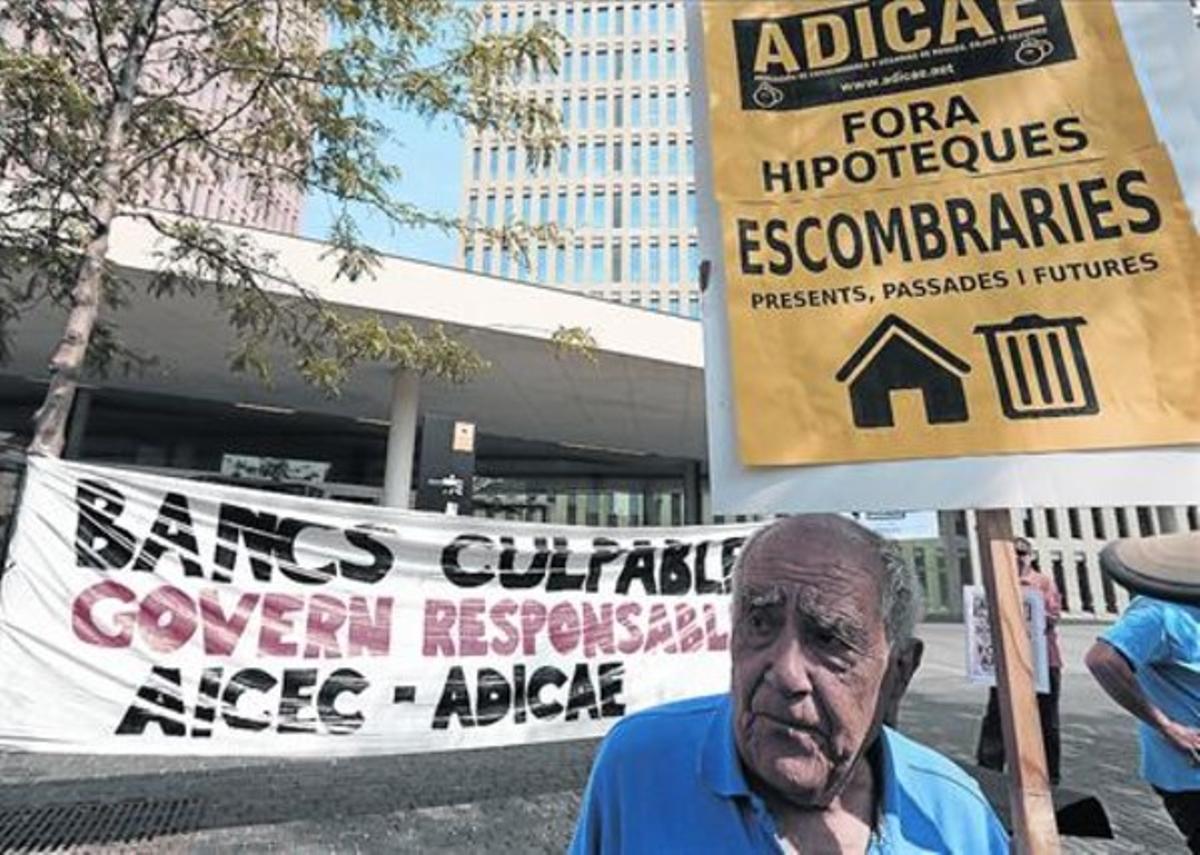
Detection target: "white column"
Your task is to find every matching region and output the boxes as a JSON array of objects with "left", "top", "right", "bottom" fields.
[
  {"left": 1060, "top": 552, "right": 1083, "bottom": 617},
  {"left": 966, "top": 509, "right": 983, "bottom": 591},
  {"left": 382, "top": 370, "right": 420, "bottom": 509},
  {"left": 1157, "top": 506, "right": 1181, "bottom": 534}
]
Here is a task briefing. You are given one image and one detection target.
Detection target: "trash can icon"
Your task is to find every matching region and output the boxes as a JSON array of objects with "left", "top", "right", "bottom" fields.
[{"left": 973, "top": 315, "right": 1099, "bottom": 420}]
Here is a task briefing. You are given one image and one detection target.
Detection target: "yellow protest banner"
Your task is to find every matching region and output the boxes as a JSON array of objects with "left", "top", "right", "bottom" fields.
[
  {"left": 697, "top": 0, "right": 1200, "bottom": 466},
  {"left": 722, "top": 145, "right": 1200, "bottom": 465},
  {"left": 699, "top": 0, "right": 1159, "bottom": 201}
]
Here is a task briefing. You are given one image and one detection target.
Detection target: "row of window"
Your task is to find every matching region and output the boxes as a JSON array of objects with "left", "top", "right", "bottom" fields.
[
  {"left": 568, "top": 290, "right": 701, "bottom": 319},
  {"left": 907, "top": 541, "right": 1128, "bottom": 616},
  {"left": 473, "top": 135, "right": 695, "bottom": 183},
  {"left": 618, "top": 290, "right": 701, "bottom": 319},
  {"left": 904, "top": 538, "right": 1131, "bottom": 617},
  {"left": 174, "top": 178, "right": 298, "bottom": 234},
  {"left": 513, "top": 43, "right": 686, "bottom": 88},
  {"left": 465, "top": 239, "right": 700, "bottom": 288},
  {"left": 474, "top": 485, "right": 691, "bottom": 527},
  {"left": 485, "top": 2, "right": 683, "bottom": 39},
  {"left": 471, "top": 185, "right": 698, "bottom": 231},
  {"left": 559, "top": 89, "right": 690, "bottom": 131},
  {"left": 1020, "top": 504, "right": 1200, "bottom": 541},
  {"left": 557, "top": 44, "right": 686, "bottom": 83}
]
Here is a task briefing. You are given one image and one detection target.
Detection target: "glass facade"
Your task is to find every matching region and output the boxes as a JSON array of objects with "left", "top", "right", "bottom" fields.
[
  {"left": 461, "top": 1, "right": 699, "bottom": 316},
  {"left": 473, "top": 477, "right": 689, "bottom": 526},
  {"left": 590, "top": 243, "right": 605, "bottom": 283},
  {"left": 592, "top": 189, "right": 607, "bottom": 226}
]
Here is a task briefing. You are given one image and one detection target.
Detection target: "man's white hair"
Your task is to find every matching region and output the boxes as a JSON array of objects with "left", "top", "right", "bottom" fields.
[{"left": 730, "top": 515, "right": 923, "bottom": 646}]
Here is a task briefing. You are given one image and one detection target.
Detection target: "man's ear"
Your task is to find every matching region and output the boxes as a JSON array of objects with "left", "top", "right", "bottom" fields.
[{"left": 882, "top": 638, "right": 924, "bottom": 728}]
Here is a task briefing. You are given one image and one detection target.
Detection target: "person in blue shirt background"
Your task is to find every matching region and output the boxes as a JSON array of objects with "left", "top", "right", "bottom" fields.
[
  {"left": 570, "top": 514, "right": 1007, "bottom": 853},
  {"left": 1086, "top": 581, "right": 1200, "bottom": 852}
]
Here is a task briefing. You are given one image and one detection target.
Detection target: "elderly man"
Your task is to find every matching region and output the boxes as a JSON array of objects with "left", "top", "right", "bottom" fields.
[{"left": 570, "top": 515, "right": 1007, "bottom": 853}]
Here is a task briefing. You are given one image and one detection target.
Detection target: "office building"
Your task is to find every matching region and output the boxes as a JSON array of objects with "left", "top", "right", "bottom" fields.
[
  {"left": 459, "top": 1, "right": 700, "bottom": 318},
  {"left": 0, "top": 219, "right": 710, "bottom": 531},
  {"left": 0, "top": 6, "right": 308, "bottom": 234}
]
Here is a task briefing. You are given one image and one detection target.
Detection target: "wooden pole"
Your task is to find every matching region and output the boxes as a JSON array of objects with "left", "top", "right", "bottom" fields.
[{"left": 976, "top": 509, "right": 1061, "bottom": 854}]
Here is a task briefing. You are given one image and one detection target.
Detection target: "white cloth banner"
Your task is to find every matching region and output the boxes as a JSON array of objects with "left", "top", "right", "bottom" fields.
[
  {"left": 963, "top": 585, "right": 1050, "bottom": 694},
  {"left": 0, "top": 458, "right": 764, "bottom": 755}
]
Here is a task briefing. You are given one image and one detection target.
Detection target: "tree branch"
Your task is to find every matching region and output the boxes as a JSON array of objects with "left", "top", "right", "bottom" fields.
[
  {"left": 83, "top": 0, "right": 118, "bottom": 95},
  {"left": 122, "top": 63, "right": 279, "bottom": 181}
]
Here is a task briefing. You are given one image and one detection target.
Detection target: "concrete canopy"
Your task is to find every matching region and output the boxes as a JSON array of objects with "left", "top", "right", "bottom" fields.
[{"left": 6, "top": 218, "right": 707, "bottom": 461}]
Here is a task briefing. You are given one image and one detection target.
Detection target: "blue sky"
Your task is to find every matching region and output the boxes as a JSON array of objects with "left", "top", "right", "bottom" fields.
[{"left": 300, "top": 105, "right": 464, "bottom": 266}]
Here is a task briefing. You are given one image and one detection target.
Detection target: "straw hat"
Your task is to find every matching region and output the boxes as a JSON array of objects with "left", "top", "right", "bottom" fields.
[{"left": 1099, "top": 532, "right": 1200, "bottom": 605}]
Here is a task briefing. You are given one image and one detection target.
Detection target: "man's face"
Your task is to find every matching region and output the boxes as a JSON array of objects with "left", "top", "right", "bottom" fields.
[{"left": 731, "top": 522, "right": 897, "bottom": 807}]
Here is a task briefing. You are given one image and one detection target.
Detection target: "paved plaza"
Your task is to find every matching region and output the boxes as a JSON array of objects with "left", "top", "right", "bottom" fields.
[{"left": 0, "top": 623, "right": 1190, "bottom": 853}]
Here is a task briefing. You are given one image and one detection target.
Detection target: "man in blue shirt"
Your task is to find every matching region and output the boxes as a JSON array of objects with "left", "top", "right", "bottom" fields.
[
  {"left": 571, "top": 515, "right": 1008, "bottom": 853},
  {"left": 1087, "top": 592, "right": 1200, "bottom": 852}
]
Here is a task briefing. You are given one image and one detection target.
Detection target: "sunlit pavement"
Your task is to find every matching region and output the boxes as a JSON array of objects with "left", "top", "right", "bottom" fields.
[
  {"left": 902, "top": 622, "right": 1186, "bottom": 854},
  {"left": 0, "top": 623, "right": 1187, "bottom": 852}
]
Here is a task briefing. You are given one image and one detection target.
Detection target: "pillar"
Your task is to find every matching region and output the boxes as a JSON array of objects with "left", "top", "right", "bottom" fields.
[
  {"left": 382, "top": 370, "right": 419, "bottom": 508},
  {"left": 1060, "top": 550, "right": 1083, "bottom": 618},
  {"left": 966, "top": 509, "right": 983, "bottom": 592},
  {"left": 1156, "top": 506, "right": 1181, "bottom": 534},
  {"left": 683, "top": 461, "right": 702, "bottom": 525},
  {"left": 63, "top": 388, "right": 93, "bottom": 460}
]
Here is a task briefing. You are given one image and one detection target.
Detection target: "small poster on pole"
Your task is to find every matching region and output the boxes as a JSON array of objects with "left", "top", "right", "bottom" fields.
[{"left": 964, "top": 585, "right": 1050, "bottom": 694}]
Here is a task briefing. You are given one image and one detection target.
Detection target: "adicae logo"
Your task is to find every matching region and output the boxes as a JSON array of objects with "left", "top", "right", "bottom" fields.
[
  {"left": 1014, "top": 37, "right": 1055, "bottom": 67},
  {"left": 752, "top": 81, "right": 784, "bottom": 109}
]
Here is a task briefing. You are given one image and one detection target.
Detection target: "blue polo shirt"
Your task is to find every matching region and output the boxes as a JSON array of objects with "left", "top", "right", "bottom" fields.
[
  {"left": 1101, "top": 596, "right": 1200, "bottom": 793},
  {"left": 570, "top": 694, "right": 1007, "bottom": 854}
]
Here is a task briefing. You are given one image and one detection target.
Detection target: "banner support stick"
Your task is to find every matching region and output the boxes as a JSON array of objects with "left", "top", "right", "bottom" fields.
[{"left": 975, "top": 508, "right": 1061, "bottom": 854}]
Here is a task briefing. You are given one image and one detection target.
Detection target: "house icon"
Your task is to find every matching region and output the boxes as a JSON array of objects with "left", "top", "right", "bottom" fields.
[{"left": 835, "top": 315, "right": 971, "bottom": 429}]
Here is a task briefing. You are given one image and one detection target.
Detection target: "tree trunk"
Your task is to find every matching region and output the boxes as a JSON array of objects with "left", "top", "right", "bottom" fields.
[{"left": 27, "top": 0, "right": 162, "bottom": 457}]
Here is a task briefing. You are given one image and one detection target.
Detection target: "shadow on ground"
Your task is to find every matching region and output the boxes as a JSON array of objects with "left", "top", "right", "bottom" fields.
[
  {"left": 0, "top": 739, "right": 600, "bottom": 851},
  {"left": 0, "top": 681, "right": 1185, "bottom": 853}
]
